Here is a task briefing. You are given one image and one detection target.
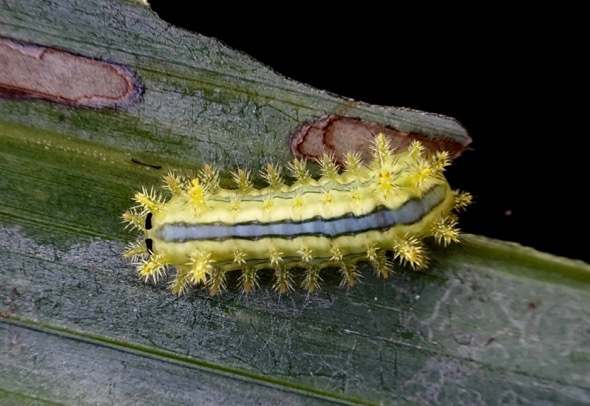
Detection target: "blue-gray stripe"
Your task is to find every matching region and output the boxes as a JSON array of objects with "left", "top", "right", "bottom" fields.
[{"left": 156, "top": 185, "right": 446, "bottom": 242}]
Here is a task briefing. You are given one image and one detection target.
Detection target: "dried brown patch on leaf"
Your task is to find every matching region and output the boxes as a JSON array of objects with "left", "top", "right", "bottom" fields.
[
  {"left": 0, "top": 38, "right": 142, "bottom": 107},
  {"left": 290, "top": 114, "right": 471, "bottom": 165}
]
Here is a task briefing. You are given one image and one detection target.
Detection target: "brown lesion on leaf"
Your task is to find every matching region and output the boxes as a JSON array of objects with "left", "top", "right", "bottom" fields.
[
  {"left": 291, "top": 114, "right": 471, "bottom": 164},
  {"left": 0, "top": 38, "right": 142, "bottom": 108}
]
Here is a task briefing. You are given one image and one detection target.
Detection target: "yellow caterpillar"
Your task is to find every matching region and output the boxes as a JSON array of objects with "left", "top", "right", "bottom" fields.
[{"left": 123, "top": 133, "right": 471, "bottom": 295}]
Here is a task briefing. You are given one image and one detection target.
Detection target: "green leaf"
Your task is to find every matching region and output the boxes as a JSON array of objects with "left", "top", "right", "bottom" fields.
[{"left": 1, "top": 1, "right": 589, "bottom": 405}]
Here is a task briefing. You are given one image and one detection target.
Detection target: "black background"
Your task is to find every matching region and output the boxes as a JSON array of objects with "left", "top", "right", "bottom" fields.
[{"left": 149, "top": 2, "right": 587, "bottom": 263}]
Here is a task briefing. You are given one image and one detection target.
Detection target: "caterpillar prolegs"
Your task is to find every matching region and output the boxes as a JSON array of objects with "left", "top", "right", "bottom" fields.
[{"left": 123, "top": 133, "right": 472, "bottom": 295}]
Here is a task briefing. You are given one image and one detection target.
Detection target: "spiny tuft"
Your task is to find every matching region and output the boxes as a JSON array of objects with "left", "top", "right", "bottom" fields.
[
  {"left": 375, "top": 169, "right": 396, "bottom": 196},
  {"left": 122, "top": 208, "right": 145, "bottom": 232},
  {"left": 199, "top": 164, "right": 220, "bottom": 192},
  {"left": 137, "top": 254, "right": 167, "bottom": 283},
  {"left": 408, "top": 140, "right": 425, "bottom": 159},
  {"left": 133, "top": 187, "right": 163, "bottom": 215},
  {"left": 273, "top": 267, "right": 293, "bottom": 294},
  {"left": 330, "top": 247, "right": 343, "bottom": 262},
  {"left": 432, "top": 215, "right": 461, "bottom": 247},
  {"left": 288, "top": 158, "right": 312, "bottom": 183},
  {"left": 343, "top": 151, "right": 363, "bottom": 174},
  {"left": 318, "top": 153, "right": 339, "bottom": 179},
  {"left": 170, "top": 267, "right": 191, "bottom": 296},
  {"left": 339, "top": 264, "right": 361, "bottom": 287},
  {"left": 187, "top": 178, "right": 208, "bottom": 211},
  {"left": 233, "top": 249, "right": 247, "bottom": 265},
  {"left": 231, "top": 168, "right": 253, "bottom": 192},
  {"left": 261, "top": 163, "right": 284, "bottom": 189},
  {"left": 269, "top": 247, "right": 284, "bottom": 267},
  {"left": 240, "top": 267, "right": 259, "bottom": 293},
  {"left": 371, "top": 252, "right": 392, "bottom": 279},
  {"left": 207, "top": 268, "right": 227, "bottom": 296},
  {"left": 372, "top": 133, "right": 394, "bottom": 168},
  {"left": 298, "top": 247, "right": 314, "bottom": 262},
  {"left": 163, "top": 171, "right": 187, "bottom": 196},
  {"left": 302, "top": 267, "right": 322, "bottom": 293},
  {"left": 453, "top": 190, "right": 473, "bottom": 211},
  {"left": 392, "top": 235, "right": 427, "bottom": 270},
  {"left": 188, "top": 250, "right": 214, "bottom": 285},
  {"left": 123, "top": 241, "right": 147, "bottom": 261},
  {"left": 432, "top": 151, "right": 451, "bottom": 173},
  {"left": 409, "top": 160, "right": 436, "bottom": 189}
]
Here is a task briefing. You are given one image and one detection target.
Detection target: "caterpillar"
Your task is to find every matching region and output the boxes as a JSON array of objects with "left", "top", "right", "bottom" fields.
[{"left": 122, "top": 133, "right": 472, "bottom": 295}]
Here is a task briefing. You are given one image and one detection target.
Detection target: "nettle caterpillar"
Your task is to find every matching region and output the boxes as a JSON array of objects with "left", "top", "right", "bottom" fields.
[{"left": 122, "top": 134, "right": 472, "bottom": 295}]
